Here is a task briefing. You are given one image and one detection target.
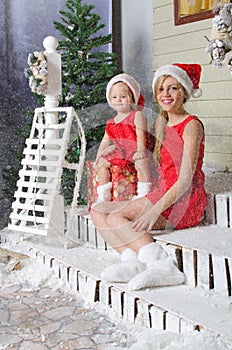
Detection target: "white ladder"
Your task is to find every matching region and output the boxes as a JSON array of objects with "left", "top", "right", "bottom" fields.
[{"left": 8, "top": 106, "right": 86, "bottom": 236}]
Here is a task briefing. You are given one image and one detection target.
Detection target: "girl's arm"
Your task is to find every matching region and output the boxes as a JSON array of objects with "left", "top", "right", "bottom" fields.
[
  {"left": 95, "top": 131, "right": 112, "bottom": 164},
  {"left": 133, "top": 111, "right": 148, "bottom": 160},
  {"left": 132, "top": 119, "right": 204, "bottom": 232}
]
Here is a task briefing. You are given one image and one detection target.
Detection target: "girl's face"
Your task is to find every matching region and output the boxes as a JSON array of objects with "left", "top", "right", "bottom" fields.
[
  {"left": 155, "top": 76, "right": 187, "bottom": 114},
  {"left": 110, "top": 82, "right": 134, "bottom": 113}
]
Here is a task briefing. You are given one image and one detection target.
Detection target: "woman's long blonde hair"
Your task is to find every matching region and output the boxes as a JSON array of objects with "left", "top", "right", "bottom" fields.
[
  {"left": 153, "top": 75, "right": 169, "bottom": 163},
  {"left": 152, "top": 75, "right": 187, "bottom": 163}
]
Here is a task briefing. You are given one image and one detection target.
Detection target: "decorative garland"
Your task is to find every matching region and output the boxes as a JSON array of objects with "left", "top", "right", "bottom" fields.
[
  {"left": 205, "top": 2, "right": 232, "bottom": 74},
  {"left": 24, "top": 51, "right": 48, "bottom": 95}
]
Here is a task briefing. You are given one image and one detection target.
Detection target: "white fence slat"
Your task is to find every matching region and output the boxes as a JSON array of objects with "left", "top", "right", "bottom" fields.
[
  {"left": 182, "top": 248, "right": 196, "bottom": 287},
  {"left": 135, "top": 300, "right": 151, "bottom": 328},
  {"left": 25, "top": 138, "right": 63, "bottom": 146},
  {"left": 21, "top": 158, "right": 60, "bottom": 167},
  {"left": 16, "top": 180, "right": 56, "bottom": 190},
  {"left": 8, "top": 225, "right": 48, "bottom": 235},
  {"left": 180, "top": 318, "right": 196, "bottom": 333},
  {"left": 19, "top": 169, "right": 59, "bottom": 178},
  {"left": 150, "top": 306, "right": 165, "bottom": 330},
  {"left": 212, "top": 255, "right": 228, "bottom": 295},
  {"left": 197, "top": 250, "right": 210, "bottom": 289},
  {"left": 9, "top": 212, "right": 49, "bottom": 224},
  {"left": 87, "top": 218, "right": 97, "bottom": 248},
  {"left": 123, "top": 293, "right": 137, "bottom": 323},
  {"left": 52, "top": 259, "right": 61, "bottom": 280},
  {"left": 79, "top": 215, "right": 88, "bottom": 242},
  {"left": 215, "top": 194, "right": 228, "bottom": 227},
  {"left": 77, "top": 272, "right": 98, "bottom": 303},
  {"left": 99, "top": 282, "right": 111, "bottom": 306},
  {"left": 110, "top": 287, "right": 123, "bottom": 317},
  {"left": 13, "top": 191, "right": 53, "bottom": 200},
  {"left": 165, "top": 312, "right": 181, "bottom": 333},
  {"left": 11, "top": 202, "right": 50, "bottom": 213},
  {"left": 96, "top": 229, "right": 107, "bottom": 250}
]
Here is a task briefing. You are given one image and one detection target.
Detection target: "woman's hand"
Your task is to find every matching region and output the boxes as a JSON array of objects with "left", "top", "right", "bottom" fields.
[{"left": 132, "top": 206, "right": 160, "bottom": 233}]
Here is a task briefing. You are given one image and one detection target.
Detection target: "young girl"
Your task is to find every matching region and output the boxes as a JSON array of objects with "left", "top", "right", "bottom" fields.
[
  {"left": 94, "top": 73, "right": 153, "bottom": 204},
  {"left": 91, "top": 63, "right": 207, "bottom": 290}
]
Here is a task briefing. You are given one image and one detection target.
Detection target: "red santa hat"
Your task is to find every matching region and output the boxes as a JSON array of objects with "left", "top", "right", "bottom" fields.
[
  {"left": 106, "top": 73, "right": 145, "bottom": 110},
  {"left": 152, "top": 63, "right": 202, "bottom": 99}
]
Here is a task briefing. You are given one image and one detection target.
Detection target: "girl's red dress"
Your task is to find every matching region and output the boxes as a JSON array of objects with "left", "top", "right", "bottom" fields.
[
  {"left": 146, "top": 115, "right": 207, "bottom": 229},
  {"left": 104, "top": 110, "right": 153, "bottom": 166}
]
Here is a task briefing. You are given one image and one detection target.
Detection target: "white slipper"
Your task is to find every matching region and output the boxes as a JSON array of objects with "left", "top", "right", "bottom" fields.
[
  {"left": 101, "top": 258, "right": 145, "bottom": 283},
  {"left": 128, "top": 257, "right": 185, "bottom": 290}
]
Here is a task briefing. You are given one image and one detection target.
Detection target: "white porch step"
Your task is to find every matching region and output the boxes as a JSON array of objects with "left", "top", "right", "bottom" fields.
[
  {"left": 152, "top": 225, "right": 232, "bottom": 297},
  {"left": 2, "top": 234, "right": 229, "bottom": 347}
]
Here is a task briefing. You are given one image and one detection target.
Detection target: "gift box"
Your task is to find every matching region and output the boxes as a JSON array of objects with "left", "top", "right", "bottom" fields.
[{"left": 86, "top": 160, "right": 138, "bottom": 208}]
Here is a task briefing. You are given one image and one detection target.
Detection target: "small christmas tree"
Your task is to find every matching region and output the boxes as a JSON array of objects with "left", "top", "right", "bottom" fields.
[
  {"left": 54, "top": 0, "right": 118, "bottom": 109},
  {"left": 54, "top": 0, "right": 119, "bottom": 204}
]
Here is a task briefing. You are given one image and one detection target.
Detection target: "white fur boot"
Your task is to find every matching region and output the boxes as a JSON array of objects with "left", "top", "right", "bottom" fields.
[
  {"left": 92, "top": 182, "right": 112, "bottom": 208},
  {"left": 97, "top": 182, "right": 112, "bottom": 201},
  {"left": 128, "top": 243, "right": 185, "bottom": 290},
  {"left": 133, "top": 182, "right": 153, "bottom": 200},
  {"left": 101, "top": 248, "right": 145, "bottom": 283}
]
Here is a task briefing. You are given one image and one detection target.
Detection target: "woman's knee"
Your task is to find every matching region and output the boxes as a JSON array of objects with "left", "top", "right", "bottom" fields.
[
  {"left": 90, "top": 208, "right": 103, "bottom": 225},
  {"left": 107, "top": 213, "right": 122, "bottom": 228}
]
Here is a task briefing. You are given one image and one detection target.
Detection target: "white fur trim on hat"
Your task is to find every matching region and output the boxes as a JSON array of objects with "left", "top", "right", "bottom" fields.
[
  {"left": 152, "top": 64, "right": 202, "bottom": 99},
  {"left": 106, "top": 73, "right": 141, "bottom": 107}
]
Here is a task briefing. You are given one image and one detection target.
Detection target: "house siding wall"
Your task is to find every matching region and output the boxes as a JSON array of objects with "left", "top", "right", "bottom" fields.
[{"left": 152, "top": 0, "right": 232, "bottom": 171}]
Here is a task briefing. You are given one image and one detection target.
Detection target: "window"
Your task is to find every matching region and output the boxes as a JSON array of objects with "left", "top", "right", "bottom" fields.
[{"left": 174, "top": 0, "right": 214, "bottom": 25}]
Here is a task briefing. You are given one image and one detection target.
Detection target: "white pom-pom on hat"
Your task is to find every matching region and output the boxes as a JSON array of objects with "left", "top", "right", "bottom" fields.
[
  {"left": 106, "top": 73, "right": 145, "bottom": 109},
  {"left": 152, "top": 63, "right": 202, "bottom": 99}
]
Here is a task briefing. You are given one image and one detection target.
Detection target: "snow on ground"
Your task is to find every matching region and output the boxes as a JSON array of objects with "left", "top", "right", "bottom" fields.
[{"left": 0, "top": 231, "right": 231, "bottom": 350}]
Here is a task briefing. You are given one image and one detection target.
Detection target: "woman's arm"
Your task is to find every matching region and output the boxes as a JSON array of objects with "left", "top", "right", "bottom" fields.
[{"left": 132, "top": 119, "right": 204, "bottom": 232}]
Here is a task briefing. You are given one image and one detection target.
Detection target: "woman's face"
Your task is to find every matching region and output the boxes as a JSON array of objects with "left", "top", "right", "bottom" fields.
[
  {"left": 155, "top": 76, "right": 187, "bottom": 114},
  {"left": 110, "top": 82, "right": 133, "bottom": 113}
]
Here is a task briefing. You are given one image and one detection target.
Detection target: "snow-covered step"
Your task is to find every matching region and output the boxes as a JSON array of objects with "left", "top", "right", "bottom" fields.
[
  {"left": 8, "top": 238, "right": 230, "bottom": 348},
  {"left": 65, "top": 209, "right": 232, "bottom": 298},
  {"left": 152, "top": 225, "right": 232, "bottom": 297}
]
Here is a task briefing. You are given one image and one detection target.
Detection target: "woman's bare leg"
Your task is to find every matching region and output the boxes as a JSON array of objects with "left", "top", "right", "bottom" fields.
[{"left": 90, "top": 197, "right": 167, "bottom": 254}]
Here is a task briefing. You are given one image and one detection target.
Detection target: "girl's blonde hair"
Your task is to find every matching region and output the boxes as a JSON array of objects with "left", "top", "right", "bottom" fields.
[{"left": 153, "top": 75, "right": 187, "bottom": 163}]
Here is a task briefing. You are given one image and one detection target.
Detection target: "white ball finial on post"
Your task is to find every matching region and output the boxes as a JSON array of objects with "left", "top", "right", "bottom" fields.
[{"left": 43, "top": 36, "right": 59, "bottom": 53}]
